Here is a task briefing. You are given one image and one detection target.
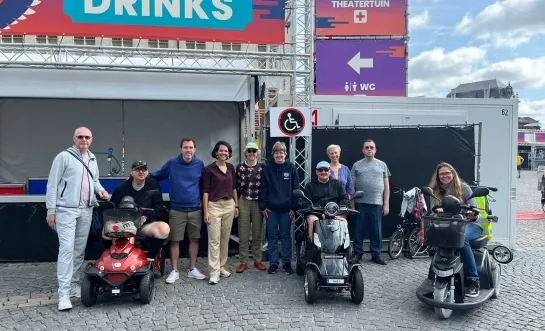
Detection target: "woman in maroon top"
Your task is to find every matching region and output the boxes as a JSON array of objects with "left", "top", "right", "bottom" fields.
[{"left": 202, "top": 140, "right": 239, "bottom": 285}]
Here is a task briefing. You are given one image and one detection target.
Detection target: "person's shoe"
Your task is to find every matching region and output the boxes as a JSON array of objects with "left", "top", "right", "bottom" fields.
[
  {"left": 465, "top": 278, "right": 480, "bottom": 298},
  {"left": 165, "top": 270, "right": 179, "bottom": 284},
  {"left": 254, "top": 261, "right": 267, "bottom": 271},
  {"left": 236, "top": 264, "right": 247, "bottom": 273},
  {"left": 69, "top": 285, "right": 81, "bottom": 298},
  {"left": 351, "top": 253, "right": 362, "bottom": 261},
  {"left": 188, "top": 268, "right": 206, "bottom": 280},
  {"left": 209, "top": 275, "right": 220, "bottom": 285},
  {"left": 372, "top": 256, "right": 387, "bottom": 265},
  {"left": 283, "top": 263, "right": 294, "bottom": 275},
  {"left": 268, "top": 264, "right": 278, "bottom": 274},
  {"left": 58, "top": 294, "right": 72, "bottom": 311},
  {"left": 220, "top": 267, "right": 231, "bottom": 278}
]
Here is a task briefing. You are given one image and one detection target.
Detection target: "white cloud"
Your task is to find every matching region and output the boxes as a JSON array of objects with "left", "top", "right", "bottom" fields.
[
  {"left": 409, "top": 10, "right": 430, "bottom": 30},
  {"left": 455, "top": 0, "right": 545, "bottom": 48},
  {"left": 519, "top": 99, "right": 545, "bottom": 124},
  {"left": 408, "top": 46, "right": 545, "bottom": 97}
]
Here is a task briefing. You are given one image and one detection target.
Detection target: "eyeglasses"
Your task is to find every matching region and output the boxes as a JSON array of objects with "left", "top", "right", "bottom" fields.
[
  {"left": 76, "top": 135, "right": 92, "bottom": 140},
  {"left": 439, "top": 171, "right": 452, "bottom": 177},
  {"left": 132, "top": 168, "right": 148, "bottom": 173},
  {"left": 247, "top": 149, "right": 258, "bottom": 153},
  {"left": 317, "top": 168, "right": 330, "bottom": 172},
  {"left": 364, "top": 146, "right": 374, "bottom": 150}
]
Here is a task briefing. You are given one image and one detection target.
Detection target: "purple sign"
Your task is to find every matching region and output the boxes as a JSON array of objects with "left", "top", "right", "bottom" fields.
[{"left": 315, "top": 39, "right": 407, "bottom": 96}]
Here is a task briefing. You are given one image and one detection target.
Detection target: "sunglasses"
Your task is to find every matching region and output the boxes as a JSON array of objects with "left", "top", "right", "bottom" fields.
[
  {"left": 364, "top": 146, "right": 374, "bottom": 150},
  {"left": 76, "top": 135, "right": 92, "bottom": 140},
  {"left": 247, "top": 149, "right": 258, "bottom": 153},
  {"left": 317, "top": 168, "right": 330, "bottom": 172},
  {"left": 132, "top": 167, "right": 148, "bottom": 172}
]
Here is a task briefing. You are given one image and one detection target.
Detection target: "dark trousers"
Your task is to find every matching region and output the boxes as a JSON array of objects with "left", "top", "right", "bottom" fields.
[{"left": 353, "top": 203, "right": 383, "bottom": 258}]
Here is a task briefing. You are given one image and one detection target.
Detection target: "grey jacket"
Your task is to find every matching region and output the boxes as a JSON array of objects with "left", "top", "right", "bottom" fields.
[{"left": 46, "top": 146, "right": 105, "bottom": 215}]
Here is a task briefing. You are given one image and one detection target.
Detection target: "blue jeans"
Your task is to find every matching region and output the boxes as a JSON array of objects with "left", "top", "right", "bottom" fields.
[
  {"left": 459, "top": 223, "right": 483, "bottom": 280},
  {"left": 353, "top": 203, "right": 383, "bottom": 258},
  {"left": 266, "top": 211, "right": 292, "bottom": 266}
]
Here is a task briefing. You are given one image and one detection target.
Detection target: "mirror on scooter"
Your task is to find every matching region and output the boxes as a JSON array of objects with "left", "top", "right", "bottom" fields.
[
  {"left": 468, "top": 187, "right": 490, "bottom": 200},
  {"left": 442, "top": 195, "right": 463, "bottom": 215},
  {"left": 421, "top": 186, "right": 439, "bottom": 200},
  {"left": 292, "top": 189, "right": 306, "bottom": 199},
  {"left": 351, "top": 191, "right": 364, "bottom": 200}
]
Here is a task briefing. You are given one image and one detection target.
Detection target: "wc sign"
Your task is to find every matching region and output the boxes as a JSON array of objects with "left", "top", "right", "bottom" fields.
[{"left": 270, "top": 107, "right": 312, "bottom": 137}]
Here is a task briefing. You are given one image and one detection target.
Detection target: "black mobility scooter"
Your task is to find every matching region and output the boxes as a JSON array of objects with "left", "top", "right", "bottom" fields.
[
  {"left": 416, "top": 186, "right": 501, "bottom": 319},
  {"left": 292, "top": 189, "right": 365, "bottom": 304}
]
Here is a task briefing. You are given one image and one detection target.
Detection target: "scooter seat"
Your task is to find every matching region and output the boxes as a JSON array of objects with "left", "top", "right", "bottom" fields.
[{"left": 470, "top": 236, "right": 488, "bottom": 250}]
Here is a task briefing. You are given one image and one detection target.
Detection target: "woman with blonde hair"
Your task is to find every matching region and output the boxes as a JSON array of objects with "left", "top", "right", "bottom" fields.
[
  {"left": 326, "top": 144, "right": 354, "bottom": 197},
  {"left": 427, "top": 161, "right": 482, "bottom": 298}
]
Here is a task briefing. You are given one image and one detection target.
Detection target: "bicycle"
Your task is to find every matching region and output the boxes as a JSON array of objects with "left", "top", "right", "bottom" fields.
[
  {"left": 93, "top": 147, "right": 122, "bottom": 176},
  {"left": 387, "top": 187, "right": 429, "bottom": 259}
]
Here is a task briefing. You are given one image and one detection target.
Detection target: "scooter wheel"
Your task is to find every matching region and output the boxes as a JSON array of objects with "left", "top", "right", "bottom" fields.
[
  {"left": 81, "top": 275, "right": 97, "bottom": 307},
  {"left": 304, "top": 268, "right": 318, "bottom": 304},
  {"left": 350, "top": 268, "right": 364, "bottom": 304},
  {"left": 139, "top": 271, "right": 155, "bottom": 304},
  {"left": 492, "top": 245, "right": 513, "bottom": 264}
]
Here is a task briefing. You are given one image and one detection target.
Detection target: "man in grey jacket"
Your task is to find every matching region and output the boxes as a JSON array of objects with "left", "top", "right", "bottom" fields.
[{"left": 46, "top": 127, "right": 109, "bottom": 311}]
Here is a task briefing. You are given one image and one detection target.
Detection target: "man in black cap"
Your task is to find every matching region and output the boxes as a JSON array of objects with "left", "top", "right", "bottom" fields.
[{"left": 103, "top": 160, "right": 170, "bottom": 261}]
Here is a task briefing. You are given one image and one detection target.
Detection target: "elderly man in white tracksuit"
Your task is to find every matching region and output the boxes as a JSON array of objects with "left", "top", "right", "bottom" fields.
[{"left": 46, "top": 127, "right": 109, "bottom": 311}]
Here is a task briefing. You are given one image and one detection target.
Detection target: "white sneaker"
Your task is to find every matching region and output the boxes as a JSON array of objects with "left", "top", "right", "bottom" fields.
[
  {"left": 209, "top": 275, "right": 220, "bottom": 285},
  {"left": 70, "top": 285, "right": 81, "bottom": 298},
  {"left": 220, "top": 267, "right": 231, "bottom": 278},
  {"left": 58, "top": 294, "right": 72, "bottom": 311},
  {"left": 165, "top": 270, "right": 179, "bottom": 284},
  {"left": 188, "top": 268, "right": 206, "bottom": 280}
]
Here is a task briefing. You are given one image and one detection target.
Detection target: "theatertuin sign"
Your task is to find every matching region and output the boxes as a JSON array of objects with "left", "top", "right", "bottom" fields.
[
  {"left": 0, "top": 0, "right": 285, "bottom": 44},
  {"left": 315, "top": 39, "right": 406, "bottom": 96},
  {"left": 315, "top": 0, "right": 406, "bottom": 36}
]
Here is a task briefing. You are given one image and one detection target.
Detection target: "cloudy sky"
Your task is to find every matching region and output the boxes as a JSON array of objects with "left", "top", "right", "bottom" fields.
[{"left": 408, "top": 0, "right": 545, "bottom": 123}]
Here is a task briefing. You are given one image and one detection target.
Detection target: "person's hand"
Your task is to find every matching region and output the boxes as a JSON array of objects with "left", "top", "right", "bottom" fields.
[
  {"left": 261, "top": 209, "right": 269, "bottom": 219},
  {"left": 99, "top": 190, "right": 109, "bottom": 199},
  {"left": 141, "top": 216, "right": 148, "bottom": 224},
  {"left": 46, "top": 214, "right": 56, "bottom": 229},
  {"left": 383, "top": 205, "right": 389, "bottom": 216},
  {"left": 321, "top": 213, "right": 326, "bottom": 219},
  {"left": 289, "top": 210, "right": 295, "bottom": 219},
  {"left": 204, "top": 212, "right": 211, "bottom": 224},
  {"left": 234, "top": 207, "right": 239, "bottom": 218},
  {"left": 435, "top": 207, "right": 444, "bottom": 213}
]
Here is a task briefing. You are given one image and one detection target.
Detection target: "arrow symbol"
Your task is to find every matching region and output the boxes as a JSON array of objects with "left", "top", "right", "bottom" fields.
[{"left": 348, "top": 52, "right": 374, "bottom": 74}]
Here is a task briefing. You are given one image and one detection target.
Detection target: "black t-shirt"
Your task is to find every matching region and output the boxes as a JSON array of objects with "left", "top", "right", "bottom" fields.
[{"left": 109, "top": 177, "right": 165, "bottom": 223}]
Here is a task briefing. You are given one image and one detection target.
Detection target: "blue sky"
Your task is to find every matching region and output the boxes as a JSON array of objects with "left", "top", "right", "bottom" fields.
[{"left": 407, "top": 0, "right": 545, "bottom": 123}]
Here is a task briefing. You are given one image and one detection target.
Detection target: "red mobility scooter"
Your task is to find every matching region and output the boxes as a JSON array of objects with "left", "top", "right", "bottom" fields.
[{"left": 81, "top": 196, "right": 166, "bottom": 307}]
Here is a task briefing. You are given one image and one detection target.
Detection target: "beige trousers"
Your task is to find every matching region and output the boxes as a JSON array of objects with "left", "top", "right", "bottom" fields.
[{"left": 207, "top": 199, "right": 235, "bottom": 278}]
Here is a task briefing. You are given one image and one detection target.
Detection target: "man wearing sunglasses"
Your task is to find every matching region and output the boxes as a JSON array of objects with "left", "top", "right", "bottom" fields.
[
  {"left": 350, "top": 139, "right": 391, "bottom": 265},
  {"left": 235, "top": 142, "right": 267, "bottom": 273},
  {"left": 45, "top": 127, "right": 109, "bottom": 311},
  {"left": 103, "top": 161, "right": 170, "bottom": 266},
  {"left": 302, "top": 161, "right": 350, "bottom": 241}
]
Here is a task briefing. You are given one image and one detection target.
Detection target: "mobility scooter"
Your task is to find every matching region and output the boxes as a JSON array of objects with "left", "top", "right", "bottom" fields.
[
  {"left": 416, "top": 186, "right": 501, "bottom": 319},
  {"left": 81, "top": 196, "right": 166, "bottom": 307},
  {"left": 292, "top": 189, "right": 365, "bottom": 304}
]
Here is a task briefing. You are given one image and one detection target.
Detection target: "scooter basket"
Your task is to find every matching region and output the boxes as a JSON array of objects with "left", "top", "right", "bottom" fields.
[
  {"left": 423, "top": 216, "right": 466, "bottom": 249},
  {"left": 103, "top": 209, "right": 144, "bottom": 239}
]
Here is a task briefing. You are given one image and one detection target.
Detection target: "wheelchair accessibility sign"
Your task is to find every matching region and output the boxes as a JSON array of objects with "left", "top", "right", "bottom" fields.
[{"left": 270, "top": 107, "right": 312, "bottom": 137}]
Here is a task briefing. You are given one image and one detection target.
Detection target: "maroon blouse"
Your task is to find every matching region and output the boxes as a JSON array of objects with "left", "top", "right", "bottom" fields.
[{"left": 202, "top": 162, "right": 237, "bottom": 202}]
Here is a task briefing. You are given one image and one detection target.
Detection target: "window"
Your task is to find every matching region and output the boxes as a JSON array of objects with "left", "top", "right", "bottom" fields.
[
  {"left": 148, "top": 39, "right": 169, "bottom": 49},
  {"left": 221, "top": 43, "right": 241, "bottom": 51},
  {"left": 185, "top": 41, "right": 206, "bottom": 49},
  {"left": 74, "top": 36, "right": 96, "bottom": 46},
  {"left": 257, "top": 44, "right": 267, "bottom": 69},
  {"left": 36, "top": 35, "right": 58, "bottom": 44},
  {"left": 112, "top": 38, "right": 133, "bottom": 47},
  {"left": 0, "top": 35, "right": 24, "bottom": 43}
]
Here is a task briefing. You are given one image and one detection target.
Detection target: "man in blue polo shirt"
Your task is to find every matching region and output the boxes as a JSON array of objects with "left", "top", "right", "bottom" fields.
[{"left": 150, "top": 138, "right": 206, "bottom": 283}]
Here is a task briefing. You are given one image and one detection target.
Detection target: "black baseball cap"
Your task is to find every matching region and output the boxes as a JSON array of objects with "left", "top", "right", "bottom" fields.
[{"left": 131, "top": 160, "right": 148, "bottom": 170}]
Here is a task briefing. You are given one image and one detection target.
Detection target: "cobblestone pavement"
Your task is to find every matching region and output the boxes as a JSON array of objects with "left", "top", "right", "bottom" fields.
[{"left": 1, "top": 170, "right": 544, "bottom": 330}]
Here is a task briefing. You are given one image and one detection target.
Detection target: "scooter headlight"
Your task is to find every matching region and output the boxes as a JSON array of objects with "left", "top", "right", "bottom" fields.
[
  {"left": 313, "top": 233, "right": 322, "bottom": 248},
  {"left": 324, "top": 202, "right": 340, "bottom": 217}
]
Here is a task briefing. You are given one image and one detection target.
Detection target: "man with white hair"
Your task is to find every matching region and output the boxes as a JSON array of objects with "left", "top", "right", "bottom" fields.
[{"left": 46, "top": 127, "right": 109, "bottom": 311}]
